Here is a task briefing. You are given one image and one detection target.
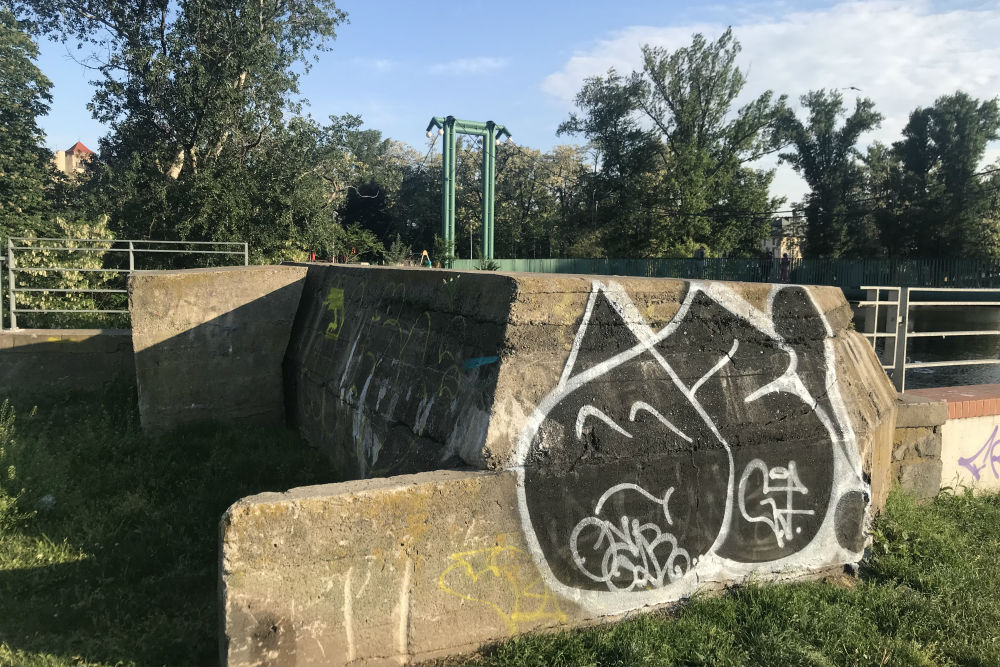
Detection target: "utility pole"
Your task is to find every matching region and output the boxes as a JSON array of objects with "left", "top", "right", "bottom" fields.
[{"left": 426, "top": 116, "right": 511, "bottom": 264}]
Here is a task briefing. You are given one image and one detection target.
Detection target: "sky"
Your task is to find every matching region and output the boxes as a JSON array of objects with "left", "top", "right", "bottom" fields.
[{"left": 33, "top": 0, "right": 1000, "bottom": 204}]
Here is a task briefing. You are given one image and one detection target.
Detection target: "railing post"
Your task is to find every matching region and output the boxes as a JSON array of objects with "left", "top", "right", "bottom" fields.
[
  {"left": 243, "top": 242, "right": 249, "bottom": 266},
  {"left": 892, "top": 286, "right": 910, "bottom": 392},
  {"left": 7, "top": 238, "right": 15, "bottom": 330},
  {"left": 128, "top": 241, "right": 134, "bottom": 272}
]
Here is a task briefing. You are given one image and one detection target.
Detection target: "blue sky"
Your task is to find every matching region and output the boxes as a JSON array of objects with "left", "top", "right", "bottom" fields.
[{"left": 33, "top": 0, "right": 1000, "bottom": 202}]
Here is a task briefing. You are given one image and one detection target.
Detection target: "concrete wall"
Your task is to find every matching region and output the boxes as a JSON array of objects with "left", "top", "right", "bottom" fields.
[
  {"left": 0, "top": 329, "right": 134, "bottom": 396},
  {"left": 225, "top": 267, "right": 899, "bottom": 666},
  {"left": 908, "top": 385, "right": 1000, "bottom": 493},
  {"left": 890, "top": 394, "right": 948, "bottom": 501},
  {"left": 129, "top": 265, "right": 307, "bottom": 431}
]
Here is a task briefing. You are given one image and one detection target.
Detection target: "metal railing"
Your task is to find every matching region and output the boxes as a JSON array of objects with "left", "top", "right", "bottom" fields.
[
  {"left": 858, "top": 286, "right": 1000, "bottom": 391},
  {"left": 4, "top": 237, "right": 248, "bottom": 330}
]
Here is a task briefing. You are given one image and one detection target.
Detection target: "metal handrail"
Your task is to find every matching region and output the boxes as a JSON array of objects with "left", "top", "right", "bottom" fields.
[
  {"left": 858, "top": 285, "right": 1000, "bottom": 391},
  {"left": 5, "top": 237, "right": 249, "bottom": 328}
]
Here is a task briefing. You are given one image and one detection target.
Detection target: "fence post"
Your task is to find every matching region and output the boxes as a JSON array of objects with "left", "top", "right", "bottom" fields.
[
  {"left": 243, "top": 243, "right": 249, "bottom": 266},
  {"left": 7, "top": 238, "right": 15, "bottom": 330},
  {"left": 128, "top": 240, "right": 135, "bottom": 272},
  {"left": 891, "top": 286, "right": 909, "bottom": 392}
]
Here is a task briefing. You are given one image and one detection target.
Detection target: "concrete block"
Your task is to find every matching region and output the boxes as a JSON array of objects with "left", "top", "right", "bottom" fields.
[
  {"left": 129, "top": 265, "right": 306, "bottom": 432},
  {"left": 0, "top": 329, "right": 135, "bottom": 395},
  {"left": 223, "top": 268, "right": 899, "bottom": 664},
  {"left": 221, "top": 466, "right": 871, "bottom": 667},
  {"left": 892, "top": 426, "right": 941, "bottom": 462},
  {"left": 896, "top": 460, "right": 943, "bottom": 501},
  {"left": 896, "top": 393, "right": 948, "bottom": 428}
]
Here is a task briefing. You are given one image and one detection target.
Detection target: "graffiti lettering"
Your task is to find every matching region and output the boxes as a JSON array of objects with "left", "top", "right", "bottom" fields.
[
  {"left": 738, "top": 459, "right": 815, "bottom": 548},
  {"left": 513, "top": 279, "right": 868, "bottom": 615},
  {"left": 438, "top": 536, "right": 566, "bottom": 634},
  {"left": 958, "top": 425, "right": 1000, "bottom": 481},
  {"left": 323, "top": 288, "right": 345, "bottom": 340},
  {"left": 570, "top": 484, "right": 690, "bottom": 591}
]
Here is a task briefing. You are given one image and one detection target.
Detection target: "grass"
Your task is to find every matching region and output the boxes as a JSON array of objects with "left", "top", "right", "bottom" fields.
[
  {"left": 450, "top": 488, "right": 1000, "bottom": 667},
  {"left": 2, "top": 391, "right": 1000, "bottom": 667},
  {"left": 0, "top": 390, "right": 336, "bottom": 667}
]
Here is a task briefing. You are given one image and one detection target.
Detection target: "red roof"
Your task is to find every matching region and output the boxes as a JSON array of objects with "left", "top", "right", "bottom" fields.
[{"left": 66, "top": 141, "right": 94, "bottom": 155}]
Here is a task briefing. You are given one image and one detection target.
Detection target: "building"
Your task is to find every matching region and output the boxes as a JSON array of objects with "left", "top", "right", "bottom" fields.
[
  {"left": 761, "top": 213, "right": 806, "bottom": 260},
  {"left": 52, "top": 141, "right": 95, "bottom": 176}
]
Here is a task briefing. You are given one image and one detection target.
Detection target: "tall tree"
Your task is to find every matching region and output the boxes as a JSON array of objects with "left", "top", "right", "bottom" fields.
[
  {"left": 778, "top": 90, "right": 883, "bottom": 257},
  {"left": 888, "top": 92, "right": 1000, "bottom": 257},
  {"left": 18, "top": 0, "right": 347, "bottom": 258},
  {"left": 0, "top": 8, "right": 53, "bottom": 238},
  {"left": 559, "top": 28, "right": 786, "bottom": 257}
]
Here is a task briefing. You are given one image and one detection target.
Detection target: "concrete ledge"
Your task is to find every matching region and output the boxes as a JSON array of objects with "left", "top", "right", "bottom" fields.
[
  {"left": 221, "top": 468, "right": 871, "bottom": 667},
  {"left": 908, "top": 384, "right": 1000, "bottom": 420},
  {"left": 0, "top": 329, "right": 134, "bottom": 394},
  {"left": 895, "top": 392, "right": 949, "bottom": 428},
  {"left": 129, "top": 265, "right": 307, "bottom": 431}
]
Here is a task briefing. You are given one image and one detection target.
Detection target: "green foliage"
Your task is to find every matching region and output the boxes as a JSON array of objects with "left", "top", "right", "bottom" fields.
[
  {"left": 383, "top": 233, "right": 411, "bottom": 265},
  {"left": 883, "top": 92, "right": 1000, "bottom": 258},
  {"left": 474, "top": 257, "right": 501, "bottom": 271},
  {"left": 0, "top": 9, "right": 54, "bottom": 239},
  {"left": 558, "top": 28, "right": 785, "bottom": 258},
  {"left": 18, "top": 0, "right": 347, "bottom": 259},
  {"left": 777, "top": 89, "right": 884, "bottom": 257}
]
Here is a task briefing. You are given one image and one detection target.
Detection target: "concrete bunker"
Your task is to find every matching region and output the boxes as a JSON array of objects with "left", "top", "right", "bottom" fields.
[{"left": 126, "top": 264, "right": 898, "bottom": 666}]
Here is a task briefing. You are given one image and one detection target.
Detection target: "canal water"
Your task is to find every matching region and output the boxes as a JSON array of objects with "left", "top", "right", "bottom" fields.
[{"left": 855, "top": 305, "right": 1000, "bottom": 390}]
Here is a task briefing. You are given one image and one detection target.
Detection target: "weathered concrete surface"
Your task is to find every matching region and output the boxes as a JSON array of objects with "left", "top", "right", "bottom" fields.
[
  {"left": 227, "top": 268, "right": 898, "bottom": 666},
  {"left": 284, "top": 267, "right": 895, "bottom": 498},
  {"left": 221, "top": 470, "right": 850, "bottom": 667},
  {"left": 0, "top": 329, "right": 134, "bottom": 395},
  {"left": 129, "top": 265, "right": 307, "bottom": 431},
  {"left": 908, "top": 385, "right": 1000, "bottom": 493}
]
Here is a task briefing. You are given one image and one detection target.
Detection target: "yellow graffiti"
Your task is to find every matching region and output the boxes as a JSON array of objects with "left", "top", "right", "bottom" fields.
[
  {"left": 438, "top": 536, "right": 566, "bottom": 634},
  {"left": 323, "top": 288, "right": 345, "bottom": 340}
]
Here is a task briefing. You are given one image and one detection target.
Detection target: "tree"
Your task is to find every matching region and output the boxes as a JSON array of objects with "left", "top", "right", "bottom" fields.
[
  {"left": 18, "top": 0, "right": 347, "bottom": 258},
  {"left": 887, "top": 92, "right": 1000, "bottom": 257},
  {"left": 777, "top": 90, "right": 883, "bottom": 257},
  {"left": 558, "top": 29, "right": 786, "bottom": 257},
  {"left": 0, "top": 9, "right": 53, "bottom": 239}
]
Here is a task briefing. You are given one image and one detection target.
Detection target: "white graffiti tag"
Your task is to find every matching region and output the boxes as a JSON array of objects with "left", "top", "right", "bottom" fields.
[
  {"left": 738, "top": 459, "right": 815, "bottom": 548},
  {"left": 570, "top": 483, "right": 691, "bottom": 592}
]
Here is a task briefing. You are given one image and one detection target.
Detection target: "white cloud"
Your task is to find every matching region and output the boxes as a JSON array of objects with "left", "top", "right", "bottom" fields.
[
  {"left": 429, "top": 57, "right": 509, "bottom": 75},
  {"left": 542, "top": 1, "right": 1000, "bottom": 202}
]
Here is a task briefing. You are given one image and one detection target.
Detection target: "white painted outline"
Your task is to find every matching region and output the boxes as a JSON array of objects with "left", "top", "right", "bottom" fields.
[
  {"left": 513, "top": 280, "right": 869, "bottom": 615},
  {"left": 629, "top": 402, "right": 692, "bottom": 443},
  {"left": 576, "top": 406, "right": 633, "bottom": 440}
]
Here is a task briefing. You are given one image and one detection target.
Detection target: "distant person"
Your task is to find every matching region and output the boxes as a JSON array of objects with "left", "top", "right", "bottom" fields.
[
  {"left": 419, "top": 249, "right": 432, "bottom": 268},
  {"left": 758, "top": 250, "right": 772, "bottom": 281},
  {"left": 694, "top": 245, "right": 707, "bottom": 277},
  {"left": 780, "top": 252, "right": 790, "bottom": 282}
]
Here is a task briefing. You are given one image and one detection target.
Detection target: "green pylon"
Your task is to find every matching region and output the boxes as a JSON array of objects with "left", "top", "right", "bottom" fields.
[{"left": 426, "top": 116, "right": 511, "bottom": 263}]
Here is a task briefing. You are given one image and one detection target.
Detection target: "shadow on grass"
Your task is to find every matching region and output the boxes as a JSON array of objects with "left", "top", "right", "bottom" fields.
[{"left": 0, "top": 387, "right": 337, "bottom": 667}]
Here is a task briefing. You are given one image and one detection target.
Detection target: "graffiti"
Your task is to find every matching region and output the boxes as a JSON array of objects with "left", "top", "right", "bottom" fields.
[
  {"left": 958, "top": 425, "right": 1000, "bottom": 481},
  {"left": 738, "top": 459, "right": 815, "bottom": 548},
  {"left": 438, "top": 536, "right": 566, "bottom": 634},
  {"left": 323, "top": 288, "right": 345, "bottom": 340},
  {"left": 290, "top": 273, "right": 504, "bottom": 478},
  {"left": 570, "top": 483, "right": 690, "bottom": 591},
  {"left": 513, "top": 279, "right": 868, "bottom": 615}
]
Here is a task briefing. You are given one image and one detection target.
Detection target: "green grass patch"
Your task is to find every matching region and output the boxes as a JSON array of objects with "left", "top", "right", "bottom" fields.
[
  {"left": 0, "top": 390, "right": 336, "bottom": 667},
  {"left": 450, "top": 489, "right": 1000, "bottom": 667}
]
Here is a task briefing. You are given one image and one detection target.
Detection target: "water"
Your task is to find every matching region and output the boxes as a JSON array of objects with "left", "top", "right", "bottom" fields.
[{"left": 856, "top": 305, "right": 1000, "bottom": 390}]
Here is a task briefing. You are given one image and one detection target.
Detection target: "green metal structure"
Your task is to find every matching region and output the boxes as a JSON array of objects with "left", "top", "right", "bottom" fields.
[{"left": 426, "top": 116, "right": 511, "bottom": 260}]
